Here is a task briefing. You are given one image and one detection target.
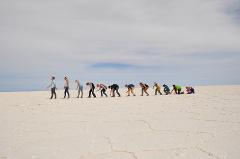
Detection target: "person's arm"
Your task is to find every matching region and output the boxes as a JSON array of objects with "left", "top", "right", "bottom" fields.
[
  {"left": 46, "top": 81, "right": 52, "bottom": 89},
  {"left": 171, "top": 88, "right": 175, "bottom": 94},
  {"left": 110, "top": 89, "right": 112, "bottom": 96},
  {"left": 96, "top": 87, "right": 101, "bottom": 91}
]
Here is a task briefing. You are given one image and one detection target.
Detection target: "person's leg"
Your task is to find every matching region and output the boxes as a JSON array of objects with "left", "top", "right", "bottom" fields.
[
  {"left": 112, "top": 89, "right": 115, "bottom": 97},
  {"left": 64, "top": 88, "right": 67, "bottom": 98},
  {"left": 88, "top": 89, "right": 92, "bottom": 98},
  {"left": 116, "top": 87, "right": 121, "bottom": 97},
  {"left": 103, "top": 89, "right": 108, "bottom": 97},
  {"left": 77, "top": 89, "right": 80, "bottom": 98},
  {"left": 145, "top": 88, "right": 149, "bottom": 96},
  {"left": 80, "top": 89, "right": 83, "bottom": 98},
  {"left": 100, "top": 89, "right": 103, "bottom": 97},
  {"left": 155, "top": 89, "right": 157, "bottom": 95},
  {"left": 92, "top": 88, "right": 96, "bottom": 98},
  {"left": 159, "top": 89, "right": 162, "bottom": 95},
  {"left": 127, "top": 88, "right": 130, "bottom": 96},
  {"left": 174, "top": 88, "right": 177, "bottom": 94},
  {"left": 50, "top": 88, "right": 54, "bottom": 99},
  {"left": 177, "top": 89, "right": 181, "bottom": 94},
  {"left": 67, "top": 87, "right": 70, "bottom": 98},
  {"left": 53, "top": 88, "right": 57, "bottom": 99},
  {"left": 131, "top": 88, "right": 135, "bottom": 96}
]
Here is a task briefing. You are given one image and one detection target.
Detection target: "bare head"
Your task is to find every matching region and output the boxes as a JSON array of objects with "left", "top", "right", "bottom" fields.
[{"left": 51, "top": 76, "right": 55, "bottom": 80}]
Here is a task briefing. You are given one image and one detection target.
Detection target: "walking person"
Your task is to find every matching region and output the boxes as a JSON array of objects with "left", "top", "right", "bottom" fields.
[
  {"left": 64, "top": 76, "right": 70, "bottom": 98},
  {"left": 125, "top": 84, "right": 136, "bottom": 96},
  {"left": 139, "top": 82, "right": 149, "bottom": 96},
  {"left": 75, "top": 80, "right": 83, "bottom": 98},
  {"left": 163, "top": 84, "right": 171, "bottom": 95},
  {"left": 153, "top": 82, "right": 162, "bottom": 95},
  {"left": 97, "top": 84, "right": 108, "bottom": 97},
  {"left": 47, "top": 76, "right": 57, "bottom": 99},
  {"left": 108, "top": 84, "right": 121, "bottom": 97},
  {"left": 86, "top": 82, "right": 96, "bottom": 98}
]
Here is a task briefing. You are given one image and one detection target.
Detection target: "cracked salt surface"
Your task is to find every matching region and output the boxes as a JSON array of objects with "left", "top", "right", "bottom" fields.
[{"left": 0, "top": 86, "right": 240, "bottom": 159}]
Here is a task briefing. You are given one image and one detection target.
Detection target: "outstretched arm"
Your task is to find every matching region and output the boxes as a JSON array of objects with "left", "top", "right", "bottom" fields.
[{"left": 171, "top": 88, "right": 174, "bottom": 94}]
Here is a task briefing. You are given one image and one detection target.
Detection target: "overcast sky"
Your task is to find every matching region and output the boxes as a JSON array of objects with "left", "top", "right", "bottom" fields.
[{"left": 1, "top": 0, "right": 240, "bottom": 91}]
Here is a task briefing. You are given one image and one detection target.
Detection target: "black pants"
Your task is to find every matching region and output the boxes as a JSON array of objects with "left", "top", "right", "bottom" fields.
[
  {"left": 64, "top": 87, "right": 70, "bottom": 98},
  {"left": 51, "top": 87, "right": 57, "bottom": 99},
  {"left": 112, "top": 87, "right": 121, "bottom": 97},
  {"left": 88, "top": 88, "right": 96, "bottom": 98},
  {"left": 101, "top": 88, "right": 108, "bottom": 97}
]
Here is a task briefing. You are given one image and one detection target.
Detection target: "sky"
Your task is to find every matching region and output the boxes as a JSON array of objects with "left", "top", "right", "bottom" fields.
[{"left": 0, "top": 0, "right": 240, "bottom": 91}]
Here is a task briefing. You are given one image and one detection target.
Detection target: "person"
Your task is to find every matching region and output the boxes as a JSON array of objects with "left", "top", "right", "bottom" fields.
[
  {"left": 139, "top": 82, "right": 149, "bottom": 96},
  {"left": 75, "top": 80, "right": 83, "bottom": 98},
  {"left": 108, "top": 84, "right": 121, "bottom": 97},
  {"left": 86, "top": 82, "right": 96, "bottom": 98},
  {"left": 64, "top": 76, "right": 70, "bottom": 98},
  {"left": 186, "top": 86, "right": 195, "bottom": 94},
  {"left": 163, "top": 84, "right": 170, "bottom": 95},
  {"left": 97, "top": 83, "right": 108, "bottom": 97},
  {"left": 171, "top": 85, "right": 183, "bottom": 95},
  {"left": 47, "top": 76, "right": 57, "bottom": 99},
  {"left": 153, "top": 82, "right": 162, "bottom": 95},
  {"left": 125, "top": 84, "right": 136, "bottom": 96}
]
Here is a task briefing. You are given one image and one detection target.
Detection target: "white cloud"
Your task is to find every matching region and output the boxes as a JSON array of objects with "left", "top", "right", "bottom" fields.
[{"left": 0, "top": 0, "right": 240, "bottom": 90}]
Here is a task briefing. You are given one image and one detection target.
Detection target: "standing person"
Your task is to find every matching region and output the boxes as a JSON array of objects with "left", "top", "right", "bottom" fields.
[
  {"left": 96, "top": 83, "right": 108, "bottom": 97},
  {"left": 163, "top": 84, "right": 171, "bottom": 95},
  {"left": 139, "top": 82, "right": 149, "bottom": 96},
  {"left": 125, "top": 84, "right": 136, "bottom": 96},
  {"left": 153, "top": 82, "right": 162, "bottom": 95},
  {"left": 64, "top": 76, "right": 70, "bottom": 98},
  {"left": 86, "top": 82, "right": 96, "bottom": 98},
  {"left": 108, "top": 84, "right": 121, "bottom": 97},
  {"left": 171, "top": 85, "right": 183, "bottom": 95},
  {"left": 47, "top": 76, "right": 57, "bottom": 99},
  {"left": 75, "top": 80, "right": 83, "bottom": 98}
]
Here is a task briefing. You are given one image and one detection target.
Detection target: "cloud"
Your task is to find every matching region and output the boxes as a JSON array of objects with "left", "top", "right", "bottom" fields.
[
  {"left": 0, "top": 0, "right": 240, "bottom": 91},
  {"left": 90, "top": 62, "right": 139, "bottom": 70}
]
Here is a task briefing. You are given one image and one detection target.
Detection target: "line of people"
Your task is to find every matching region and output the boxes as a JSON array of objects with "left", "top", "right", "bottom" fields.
[{"left": 47, "top": 76, "right": 195, "bottom": 99}]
